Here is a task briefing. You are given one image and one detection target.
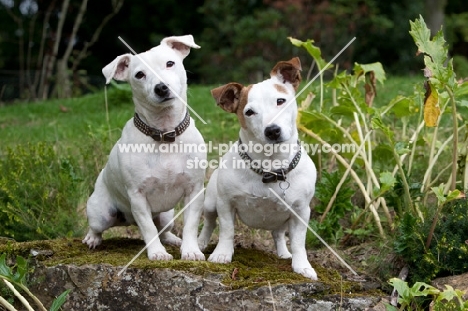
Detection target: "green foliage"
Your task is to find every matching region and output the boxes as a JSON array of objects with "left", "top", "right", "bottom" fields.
[
  {"left": 393, "top": 212, "right": 436, "bottom": 282},
  {"left": 387, "top": 277, "right": 468, "bottom": 310},
  {"left": 307, "top": 171, "right": 357, "bottom": 247},
  {"left": 410, "top": 15, "right": 456, "bottom": 88},
  {"left": 196, "top": 1, "right": 293, "bottom": 83},
  {"left": 394, "top": 199, "right": 468, "bottom": 283},
  {"left": 295, "top": 14, "right": 468, "bottom": 284},
  {"left": 0, "top": 143, "right": 85, "bottom": 241},
  {"left": 0, "top": 253, "right": 70, "bottom": 311}
]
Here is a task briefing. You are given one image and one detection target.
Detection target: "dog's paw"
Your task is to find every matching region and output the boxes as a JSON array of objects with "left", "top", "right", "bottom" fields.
[
  {"left": 208, "top": 253, "right": 233, "bottom": 263},
  {"left": 197, "top": 238, "right": 209, "bottom": 251},
  {"left": 294, "top": 267, "right": 318, "bottom": 280},
  {"left": 82, "top": 232, "right": 102, "bottom": 249},
  {"left": 278, "top": 250, "right": 292, "bottom": 259},
  {"left": 148, "top": 251, "right": 173, "bottom": 261},
  {"left": 181, "top": 251, "right": 205, "bottom": 261},
  {"left": 160, "top": 232, "right": 182, "bottom": 247}
]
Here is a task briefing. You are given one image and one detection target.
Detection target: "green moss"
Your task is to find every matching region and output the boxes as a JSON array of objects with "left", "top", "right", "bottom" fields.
[{"left": 0, "top": 238, "right": 383, "bottom": 297}]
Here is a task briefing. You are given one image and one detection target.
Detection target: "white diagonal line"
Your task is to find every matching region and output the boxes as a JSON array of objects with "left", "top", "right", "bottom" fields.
[
  {"left": 268, "top": 187, "right": 358, "bottom": 276},
  {"left": 268, "top": 37, "right": 356, "bottom": 125},
  {"left": 117, "top": 187, "right": 205, "bottom": 276},
  {"left": 118, "top": 36, "right": 207, "bottom": 125}
]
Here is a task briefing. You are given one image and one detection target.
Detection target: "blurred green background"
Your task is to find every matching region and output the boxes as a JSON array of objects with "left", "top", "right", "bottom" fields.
[{"left": 0, "top": 0, "right": 467, "bottom": 102}]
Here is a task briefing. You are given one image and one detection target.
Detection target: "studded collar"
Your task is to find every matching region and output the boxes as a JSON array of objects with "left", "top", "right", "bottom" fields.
[
  {"left": 133, "top": 111, "right": 190, "bottom": 143},
  {"left": 238, "top": 138, "right": 302, "bottom": 183}
]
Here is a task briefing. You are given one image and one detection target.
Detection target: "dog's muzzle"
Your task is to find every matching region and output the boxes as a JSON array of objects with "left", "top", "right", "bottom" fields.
[
  {"left": 264, "top": 124, "right": 282, "bottom": 142},
  {"left": 154, "top": 82, "right": 171, "bottom": 100}
]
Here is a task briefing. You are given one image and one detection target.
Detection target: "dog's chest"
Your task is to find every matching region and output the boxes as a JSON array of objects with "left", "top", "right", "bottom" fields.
[
  {"left": 233, "top": 193, "right": 291, "bottom": 230},
  {"left": 142, "top": 153, "right": 191, "bottom": 187}
]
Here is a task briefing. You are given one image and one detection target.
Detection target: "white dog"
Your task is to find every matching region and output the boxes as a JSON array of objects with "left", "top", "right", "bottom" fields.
[
  {"left": 83, "top": 35, "right": 206, "bottom": 261},
  {"left": 198, "top": 57, "right": 318, "bottom": 279}
]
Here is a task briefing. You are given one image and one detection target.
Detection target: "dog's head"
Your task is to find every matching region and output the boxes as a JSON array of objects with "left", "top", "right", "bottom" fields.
[
  {"left": 211, "top": 58, "right": 301, "bottom": 144},
  {"left": 102, "top": 35, "right": 200, "bottom": 108}
]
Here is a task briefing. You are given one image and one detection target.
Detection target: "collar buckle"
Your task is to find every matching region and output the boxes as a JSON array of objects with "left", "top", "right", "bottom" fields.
[
  {"left": 150, "top": 130, "right": 176, "bottom": 142},
  {"left": 262, "top": 169, "right": 286, "bottom": 183},
  {"left": 162, "top": 130, "right": 176, "bottom": 142}
]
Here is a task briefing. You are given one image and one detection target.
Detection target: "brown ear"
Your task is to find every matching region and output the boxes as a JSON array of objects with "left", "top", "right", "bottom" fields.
[
  {"left": 211, "top": 83, "right": 244, "bottom": 113},
  {"left": 270, "top": 57, "right": 302, "bottom": 90}
]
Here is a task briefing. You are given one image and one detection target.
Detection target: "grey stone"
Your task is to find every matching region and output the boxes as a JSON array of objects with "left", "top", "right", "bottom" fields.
[
  {"left": 432, "top": 272, "right": 468, "bottom": 299},
  {"left": 29, "top": 263, "right": 383, "bottom": 311}
]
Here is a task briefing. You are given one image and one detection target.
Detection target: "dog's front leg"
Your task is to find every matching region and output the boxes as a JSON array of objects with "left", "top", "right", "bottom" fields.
[
  {"left": 272, "top": 223, "right": 292, "bottom": 259},
  {"left": 288, "top": 207, "right": 318, "bottom": 280},
  {"left": 180, "top": 185, "right": 206, "bottom": 261},
  {"left": 130, "top": 195, "right": 173, "bottom": 260},
  {"left": 208, "top": 199, "right": 235, "bottom": 263}
]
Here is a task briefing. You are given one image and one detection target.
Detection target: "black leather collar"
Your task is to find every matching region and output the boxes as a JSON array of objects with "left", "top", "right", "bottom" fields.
[
  {"left": 133, "top": 111, "right": 190, "bottom": 142},
  {"left": 238, "top": 138, "right": 302, "bottom": 183}
]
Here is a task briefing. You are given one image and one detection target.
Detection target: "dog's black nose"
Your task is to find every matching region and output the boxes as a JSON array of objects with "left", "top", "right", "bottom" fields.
[
  {"left": 154, "top": 83, "right": 169, "bottom": 98},
  {"left": 264, "top": 124, "right": 282, "bottom": 141}
]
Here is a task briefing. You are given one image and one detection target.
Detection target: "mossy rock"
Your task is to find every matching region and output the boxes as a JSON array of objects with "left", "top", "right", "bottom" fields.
[{"left": 0, "top": 237, "right": 384, "bottom": 297}]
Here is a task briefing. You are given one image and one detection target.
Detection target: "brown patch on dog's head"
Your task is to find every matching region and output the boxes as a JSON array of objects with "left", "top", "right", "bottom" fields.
[
  {"left": 270, "top": 57, "right": 302, "bottom": 90},
  {"left": 210, "top": 83, "right": 252, "bottom": 129},
  {"left": 274, "top": 84, "right": 288, "bottom": 94},
  {"left": 236, "top": 85, "right": 252, "bottom": 129}
]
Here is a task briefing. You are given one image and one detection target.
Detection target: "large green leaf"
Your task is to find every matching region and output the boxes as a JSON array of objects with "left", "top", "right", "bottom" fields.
[
  {"left": 388, "top": 278, "right": 411, "bottom": 304},
  {"left": 0, "top": 253, "right": 13, "bottom": 279},
  {"left": 12, "top": 255, "right": 28, "bottom": 284},
  {"left": 289, "top": 37, "right": 330, "bottom": 71},
  {"left": 409, "top": 15, "right": 455, "bottom": 87},
  {"left": 409, "top": 16, "right": 447, "bottom": 67},
  {"left": 353, "top": 62, "right": 386, "bottom": 84}
]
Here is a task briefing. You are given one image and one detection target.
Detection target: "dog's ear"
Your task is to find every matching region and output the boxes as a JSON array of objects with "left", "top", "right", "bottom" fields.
[
  {"left": 270, "top": 57, "right": 302, "bottom": 90},
  {"left": 102, "top": 54, "right": 132, "bottom": 84},
  {"left": 160, "top": 35, "right": 201, "bottom": 59},
  {"left": 211, "top": 83, "right": 244, "bottom": 113}
]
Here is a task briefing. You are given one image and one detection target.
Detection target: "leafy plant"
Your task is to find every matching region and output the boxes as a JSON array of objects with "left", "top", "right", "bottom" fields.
[
  {"left": 0, "top": 253, "right": 70, "bottom": 311},
  {"left": 294, "top": 36, "right": 399, "bottom": 239},
  {"left": 387, "top": 277, "right": 468, "bottom": 310},
  {"left": 307, "top": 171, "right": 358, "bottom": 247},
  {"left": 395, "top": 198, "right": 468, "bottom": 283},
  {"left": 293, "top": 14, "right": 468, "bottom": 283}
]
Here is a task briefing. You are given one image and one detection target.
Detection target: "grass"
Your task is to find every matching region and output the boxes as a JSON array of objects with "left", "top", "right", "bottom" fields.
[{"left": 0, "top": 84, "right": 239, "bottom": 156}]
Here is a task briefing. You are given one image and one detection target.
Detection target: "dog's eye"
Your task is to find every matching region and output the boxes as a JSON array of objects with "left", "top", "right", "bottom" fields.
[
  {"left": 245, "top": 109, "right": 255, "bottom": 117},
  {"left": 135, "top": 71, "right": 145, "bottom": 79},
  {"left": 166, "top": 61, "right": 175, "bottom": 68},
  {"left": 277, "top": 98, "right": 286, "bottom": 106}
]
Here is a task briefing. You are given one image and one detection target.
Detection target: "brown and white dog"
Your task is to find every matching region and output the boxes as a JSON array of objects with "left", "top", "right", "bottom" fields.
[{"left": 198, "top": 58, "right": 318, "bottom": 279}]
